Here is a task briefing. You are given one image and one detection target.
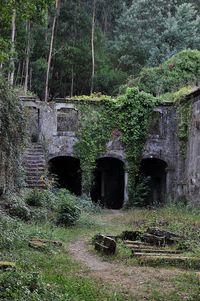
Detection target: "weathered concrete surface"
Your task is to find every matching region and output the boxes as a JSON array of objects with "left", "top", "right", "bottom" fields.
[{"left": 20, "top": 89, "right": 200, "bottom": 206}]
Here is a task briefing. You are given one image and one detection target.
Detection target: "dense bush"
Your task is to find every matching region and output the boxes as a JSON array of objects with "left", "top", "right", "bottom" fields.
[
  {"left": 5, "top": 194, "right": 31, "bottom": 221},
  {"left": 0, "top": 215, "right": 26, "bottom": 250},
  {"left": 56, "top": 190, "right": 80, "bottom": 227},
  {"left": 25, "top": 189, "right": 59, "bottom": 210},
  {"left": 128, "top": 49, "right": 200, "bottom": 96},
  {"left": 0, "top": 269, "right": 64, "bottom": 301},
  {"left": 0, "top": 77, "right": 26, "bottom": 193}
]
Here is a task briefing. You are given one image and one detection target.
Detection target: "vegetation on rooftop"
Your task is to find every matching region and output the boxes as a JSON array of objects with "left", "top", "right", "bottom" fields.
[{"left": 128, "top": 49, "right": 200, "bottom": 97}]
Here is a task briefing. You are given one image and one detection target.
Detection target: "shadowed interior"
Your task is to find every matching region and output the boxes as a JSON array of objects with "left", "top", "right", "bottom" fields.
[
  {"left": 48, "top": 156, "right": 82, "bottom": 196},
  {"left": 91, "top": 157, "right": 125, "bottom": 209},
  {"left": 139, "top": 158, "right": 167, "bottom": 206}
]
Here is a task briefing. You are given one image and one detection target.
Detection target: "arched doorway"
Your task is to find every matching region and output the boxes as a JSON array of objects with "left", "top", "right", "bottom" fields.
[
  {"left": 91, "top": 157, "right": 125, "bottom": 209},
  {"left": 48, "top": 156, "right": 81, "bottom": 195},
  {"left": 139, "top": 158, "right": 167, "bottom": 206}
]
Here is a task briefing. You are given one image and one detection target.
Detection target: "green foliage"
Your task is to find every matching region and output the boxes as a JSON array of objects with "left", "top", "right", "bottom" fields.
[
  {"left": 124, "top": 177, "right": 150, "bottom": 209},
  {"left": 25, "top": 188, "right": 58, "bottom": 210},
  {"left": 119, "top": 88, "right": 157, "bottom": 202},
  {"left": 0, "top": 77, "right": 26, "bottom": 192},
  {"left": 56, "top": 190, "right": 81, "bottom": 227},
  {"left": 25, "top": 189, "right": 47, "bottom": 207},
  {"left": 160, "top": 86, "right": 195, "bottom": 103},
  {"left": 0, "top": 215, "right": 26, "bottom": 251},
  {"left": 129, "top": 49, "right": 200, "bottom": 96},
  {"left": 113, "top": 1, "right": 200, "bottom": 74},
  {"left": 0, "top": 269, "right": 62, "bottom": 301},
  {"left": 8, "top": 198, "right": 31, "bottom": 221},
  {"left": 75, "top": 87, "right": 156, "bottom": 204},
  {"left": 176, "top": 101, "right": 192, "bottom": 157},
  {"left": 70, "top": 93, "right": 113, "bottom": 102},
  {"left": 75, "top": 99, "right": 117, "bottom": 194}
]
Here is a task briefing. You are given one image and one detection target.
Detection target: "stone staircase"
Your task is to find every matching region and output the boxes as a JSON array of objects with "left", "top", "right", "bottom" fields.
[{"left": 23, "top": 143, "right": 46, "bottom": 188}]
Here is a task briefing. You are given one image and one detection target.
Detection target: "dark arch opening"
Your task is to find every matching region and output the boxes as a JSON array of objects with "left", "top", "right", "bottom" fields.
[
  {"left": 139, "top": 158, "right": 167, "bottom": 206},
  {"left": 48, "top": 156, "right": 82, "bottom": 196},
  {"left": 91, "top": 157, "right": 124, "bottom": 209}
]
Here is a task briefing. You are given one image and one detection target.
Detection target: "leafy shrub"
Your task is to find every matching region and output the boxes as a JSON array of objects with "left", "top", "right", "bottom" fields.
[
  {"left": 129, "top": 49, "right": 200, "bottom": 96},
  {"left": 124, "top": 176, "right": 150, "bottom": 208},
  {"left": 78, "top": 194, "right": 102, "bottom": 213},
  {"left": 0, "top": 269, "right": 63, "bottom": 301},
  {"left": 25, "top": 189, "right": 48, "bottom": 207},
  {"left": 0, "top": 215, "right": 26, "bottom": 250},
  {"left": 56, "top": 190, "right": 80, "bottom": 227},
  {"left": 5, "top": 194, "right": 31, "bottom": 221},
  {"left": 25, "top": 189, "right": 58, "bottom": 210}
]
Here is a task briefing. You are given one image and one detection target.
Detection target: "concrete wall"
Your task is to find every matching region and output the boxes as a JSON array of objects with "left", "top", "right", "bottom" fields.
[{"left": 20, "top": 92, "right": 200, "bottom": 205}]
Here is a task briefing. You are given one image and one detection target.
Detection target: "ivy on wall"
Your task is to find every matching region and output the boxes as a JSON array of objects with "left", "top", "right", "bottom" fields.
[
  {"left": 75, "top": 87, "right": 156, "bottom": 203},
  {"left": 176, "top": 100, "right": 192, "bottom": 157},
  {"left": 0, "top": 78, "right": 26, "bottom": 193}
]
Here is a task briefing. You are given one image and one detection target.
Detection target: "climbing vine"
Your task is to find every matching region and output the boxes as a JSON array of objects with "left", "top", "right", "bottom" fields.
[
  {"left": 74, "top": 99, "right": 117, "bottom": 194},
  {"left": 75, "top": 88, "right": 157, "bottom": 203},
  {"left": 176, "top": 100, "right": 192, "bottom": 158},
  {"left": 0, "top": 77, "right": 26, "bottom": 193}
]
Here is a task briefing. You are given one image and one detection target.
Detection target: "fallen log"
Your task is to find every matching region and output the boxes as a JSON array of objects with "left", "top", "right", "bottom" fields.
[
  {"left": 0, "top": 261, "right": 16, "bottom": 270},
  {"left": 94, "top": 234, "right": 116, "bottom": 255}
]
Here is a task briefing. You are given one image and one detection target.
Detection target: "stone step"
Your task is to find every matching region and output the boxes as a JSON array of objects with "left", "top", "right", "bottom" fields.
[
  {"left": 26, "top": 179, "right": 44, "bottom": 184},
  {"left": 26, "top": 184, "right": 46, "bottom": 189},
  {"left": 23, "top": 143, "right": 46, "bottom": 189},
  {"left": 24, "top": 151, "right": 44, "bottom": 157},
  {"left": 26, "top": 171, "right": 45, "bottom": 176},
  {"left": 24, "top": 157, "right": 45, "bottom": 161},
  {"left": 24, "top": 161, "right": 45, "bottom": 165}
]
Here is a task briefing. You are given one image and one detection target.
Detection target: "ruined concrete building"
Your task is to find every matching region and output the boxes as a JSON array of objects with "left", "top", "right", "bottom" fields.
[{"left": 21, "top": 88, "right": 200, "bottom": 209}]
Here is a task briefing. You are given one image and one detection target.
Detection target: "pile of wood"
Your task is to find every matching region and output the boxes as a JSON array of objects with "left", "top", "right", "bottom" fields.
[
  {"left": 122, "top": 228, "right": 199, "bottom": 264},
  {"left": 94, "top": 234, "right": 116, "bottom": 255},
  {"left": 29, "top": 238, "right": 63, "bottom": 250}
]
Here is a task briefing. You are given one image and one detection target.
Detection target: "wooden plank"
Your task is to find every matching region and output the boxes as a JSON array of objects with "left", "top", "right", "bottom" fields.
[
  {"left": 134, "top": 254, "right": 200, "bottom": 264},
  {"left": 0, "top": 261, "right": 16, "bottom": 269},
  {"left": 124, "top": 240, "right": 149, "bottom": 245},
  {"left": 133, "top": 253, "right": 190, "bottom": 259},
  {"left": 132, "top": 249, "right": 182, "bottom": 254}
]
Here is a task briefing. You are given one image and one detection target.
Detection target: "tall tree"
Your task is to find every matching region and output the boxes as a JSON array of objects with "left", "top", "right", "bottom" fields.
[
  {"left": 90, "top": 0, "right": 96, "bottom": 95},
  {"left": 9, "top": 7, "right": 16, "bottom": 86},
  {"left": 45, "top": 0, "right": 60, "bottom": 102},
  {"left": 113, "top": 0, "right": 200, "bottom": 74}
]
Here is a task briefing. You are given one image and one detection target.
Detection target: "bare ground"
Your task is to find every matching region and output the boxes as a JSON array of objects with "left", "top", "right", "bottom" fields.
[
  {"left": 68, "top": 211, "right": 200, "bottom": 299},
  {"left": 69, "top": 239, "right": 184, "bottom": 299}
]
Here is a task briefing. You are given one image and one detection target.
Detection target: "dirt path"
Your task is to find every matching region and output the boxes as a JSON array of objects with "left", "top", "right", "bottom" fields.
[{"left": 69, "top": 239, "right": 183, "bottom": 298}]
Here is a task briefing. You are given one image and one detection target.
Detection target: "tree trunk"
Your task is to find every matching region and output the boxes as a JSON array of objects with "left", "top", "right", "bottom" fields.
[
  {"left": 29, "top": 67, "right": 32, "bottom": 91},
  {"left": 9, "top": 8, "right": 16, "bottom": 86},
  {"left": 90, "top": 0, "right": 96, "bottom": 95},
  {"left": 24, "top": 21, "right": 31, "bottom": 95},
  {"left": 14, "top": 61, "right": 21, "bottom": 86},
  {"left": 70, "top": 66, "right": 74, "bottom": 97},
  {"left": 44, "top": 0, "right": 60, "bottom": 102}
]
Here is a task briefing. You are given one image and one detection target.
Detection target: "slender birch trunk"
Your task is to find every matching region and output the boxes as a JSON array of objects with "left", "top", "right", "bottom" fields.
[
  {"left": 9, "top": 8, "right": 16, "bottom": 86},
  {"left": 24, "top": 21, "right": 31, "bottom": 95},
  {"left": 90, "top": 0, "right": 96, "bottom": 95},
  {"left": 44, "top": 0, "right": 60, "bottom": 102},
  {"left": 70, "top": 66, "right": 74, "bottom": 97}
]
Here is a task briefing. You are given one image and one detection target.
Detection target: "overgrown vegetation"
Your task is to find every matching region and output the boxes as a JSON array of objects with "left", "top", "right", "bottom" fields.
[
  {"left": 75, "top": 87, "right": 156, "bottom": 204},
  {"left": 128, "top": 49, "right": 200, "bottom": 96},
  {"left": 0, "top": 191, "right": 200, "bottom": 300},
  {"left": 0, "top": 77, "right": 26, "bottom": 194}
]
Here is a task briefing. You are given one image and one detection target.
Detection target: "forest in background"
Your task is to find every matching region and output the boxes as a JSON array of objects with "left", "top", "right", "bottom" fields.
[{"left": 0, "top": 0, "right": 200, "bottom": 100}]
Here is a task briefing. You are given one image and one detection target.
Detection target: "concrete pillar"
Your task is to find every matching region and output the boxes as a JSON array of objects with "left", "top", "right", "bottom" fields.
[{"left": 124, "top": 171, "right": 129, "bottom": 204}]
